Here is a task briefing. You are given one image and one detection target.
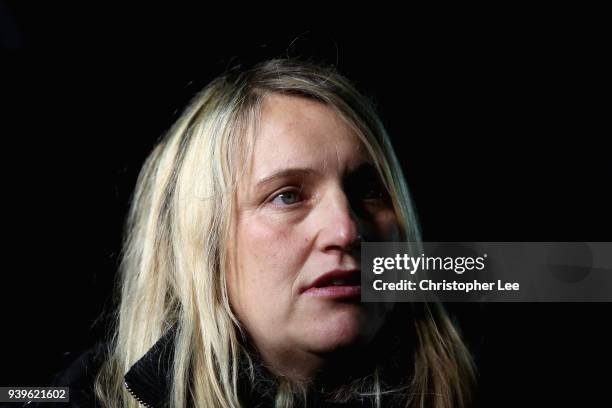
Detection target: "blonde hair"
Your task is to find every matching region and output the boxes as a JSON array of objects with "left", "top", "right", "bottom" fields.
[{"left": 95, "top": 58, "right": 476, "bottom": 407}]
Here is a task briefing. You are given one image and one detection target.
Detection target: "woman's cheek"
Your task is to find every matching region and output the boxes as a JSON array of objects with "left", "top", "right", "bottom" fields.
[
  {"left": 377, "top": 211, "right": 401, "bottom": 241},
  {"left": 241, "top": 218, "right": 308, "bottom": 284}
]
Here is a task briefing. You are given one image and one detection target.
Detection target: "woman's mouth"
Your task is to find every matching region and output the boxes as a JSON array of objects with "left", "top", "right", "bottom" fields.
[{"left": 302, "top": 270, "right": 361, "bottom": 299}]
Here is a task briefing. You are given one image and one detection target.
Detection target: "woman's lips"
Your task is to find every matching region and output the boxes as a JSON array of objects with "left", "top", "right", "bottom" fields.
[
  {"left": 302, "top": 284, "right": 361, "bottom": 298},
  {"left": 301, "top": 268, "right": 362, "bottom": 299},
  {"left": 300, "top": 268, "right": 361, "bottom": 299}
]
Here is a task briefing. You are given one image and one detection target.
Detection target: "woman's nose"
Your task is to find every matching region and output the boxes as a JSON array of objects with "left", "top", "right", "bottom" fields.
[{"left": 314, "top": 187, "right": 362, "bottom": 253}]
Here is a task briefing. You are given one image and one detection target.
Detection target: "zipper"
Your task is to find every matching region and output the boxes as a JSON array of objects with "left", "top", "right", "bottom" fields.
[{"left": 124, "top": 380, "right": 154, "bottom": 408}]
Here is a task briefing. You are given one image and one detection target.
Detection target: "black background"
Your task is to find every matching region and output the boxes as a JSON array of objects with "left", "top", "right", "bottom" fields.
[{"left": 2, "top": 3, "right": 610, "bottom": 407}]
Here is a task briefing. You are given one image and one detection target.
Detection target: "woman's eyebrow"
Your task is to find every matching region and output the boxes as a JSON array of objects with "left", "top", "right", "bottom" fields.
[
  {"left": 348, "top": 162, "right": 380, "bottom": 179},
  {"left": 255, "top": 168, "right": 320, "bottom": 190}
]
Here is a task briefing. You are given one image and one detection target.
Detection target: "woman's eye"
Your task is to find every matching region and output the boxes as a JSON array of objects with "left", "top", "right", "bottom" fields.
[
  {"left": 363, "top": 186, "right": 384, "bottom": 200},
  {"left": 361, "top": 183, "right": 387, "bottom": 200},
  {"left": 270, "top": 190, "right": 302, "bottom": 207}
]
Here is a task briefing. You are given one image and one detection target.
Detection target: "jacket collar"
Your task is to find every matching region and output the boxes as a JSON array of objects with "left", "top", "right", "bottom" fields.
[
  {"left": 122, "top": 326, "right": 278, "bottom": 408},
  {"left": 123, "top": 327, "right": 175, "bottom": 408},
  {"left": 122, "top": 320, "right": 408, "bottom": 407}
]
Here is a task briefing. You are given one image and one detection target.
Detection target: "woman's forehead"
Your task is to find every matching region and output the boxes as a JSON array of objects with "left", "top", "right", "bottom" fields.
[{"left": 246, "top": 94, "right": 370, "bottom": 182}]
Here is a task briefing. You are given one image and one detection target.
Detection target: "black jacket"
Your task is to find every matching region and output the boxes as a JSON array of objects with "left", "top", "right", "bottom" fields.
[{"left": 25, "top": 327, "right": 398, "bottom": 408}]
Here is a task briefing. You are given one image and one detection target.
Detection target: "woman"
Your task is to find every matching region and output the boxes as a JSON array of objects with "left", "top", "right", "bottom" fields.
[{"left": 90, "top": 58, "right": 475, "bottom": 407}]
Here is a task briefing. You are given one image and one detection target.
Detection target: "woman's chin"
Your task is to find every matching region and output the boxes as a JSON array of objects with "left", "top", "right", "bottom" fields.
[{"left": 299, "top": 306, "right": 379, "bottom": 354}]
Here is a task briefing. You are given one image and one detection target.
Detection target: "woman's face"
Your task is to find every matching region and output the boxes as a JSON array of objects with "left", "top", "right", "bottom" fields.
[{"left": 227, "top": 94, "right": 400, "bottom": 378}]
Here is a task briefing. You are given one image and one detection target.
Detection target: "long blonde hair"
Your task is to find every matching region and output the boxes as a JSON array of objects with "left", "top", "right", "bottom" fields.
[{"left": 95, "top": 58, "right": 476, "bottom": 407}]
